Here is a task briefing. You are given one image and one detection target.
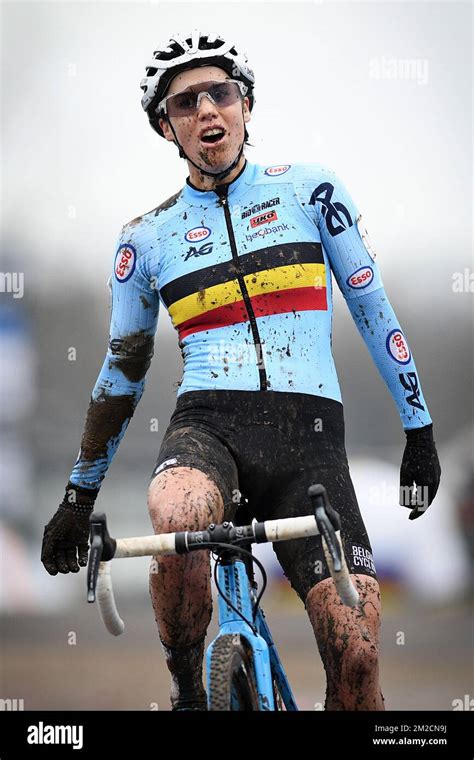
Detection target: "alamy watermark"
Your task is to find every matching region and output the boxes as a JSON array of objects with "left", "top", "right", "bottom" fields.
[
  {"left": 0, "top": 272, "right": 24, "bottom": 298},
  {"left": 0, "top": 698, "right": 25, "bottom": 711},
  {"left": 452, "top": 694, "right": 474, "bottom": 710},
  {"left": 27, "top": 722, "right": 83, "bottom": 750},
  {"left": 369, "top": 57, "right": 429, "bottom": 86},
  {"left": 368, "top": 481, "right": 430, "bottom": 513},
  {"left": 452, "top": 269, "right": 473, "bottom": 293},
  {"left": 208, "top": 340, "right": 266, "bottom": 368}
]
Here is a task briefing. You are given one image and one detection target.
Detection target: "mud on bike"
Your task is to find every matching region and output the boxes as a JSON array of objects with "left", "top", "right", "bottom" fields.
[{"left": 87, "top": 483, "right": 359, "bottom": 711}]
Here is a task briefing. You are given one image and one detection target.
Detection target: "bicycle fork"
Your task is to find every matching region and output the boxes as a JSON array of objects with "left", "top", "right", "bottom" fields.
[{"left": 206, "top": 556, "right": 298, "bottom": 711}]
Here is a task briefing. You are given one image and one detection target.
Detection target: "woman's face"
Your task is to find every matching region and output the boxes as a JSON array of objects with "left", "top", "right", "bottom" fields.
[{"left": 159, "top": 65, "right": 251, "bottom": 175}]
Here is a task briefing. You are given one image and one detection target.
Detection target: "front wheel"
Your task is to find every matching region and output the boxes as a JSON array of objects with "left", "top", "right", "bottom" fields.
[{"left": 208, "top": 634, "right": 260, "bottom": 711}]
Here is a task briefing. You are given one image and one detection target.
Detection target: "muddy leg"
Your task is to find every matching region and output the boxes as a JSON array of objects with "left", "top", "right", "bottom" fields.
[
  {"left": 147, "top": 466, "right": 225, "bottom": 710},
  {"left": 305, "top": 575, "right": 385, "bottom": 710}
]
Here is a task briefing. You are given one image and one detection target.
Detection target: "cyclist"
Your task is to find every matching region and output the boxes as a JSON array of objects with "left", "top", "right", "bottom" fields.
[{"left": 41, "top": 30, "right": 441, "bottom": 711}]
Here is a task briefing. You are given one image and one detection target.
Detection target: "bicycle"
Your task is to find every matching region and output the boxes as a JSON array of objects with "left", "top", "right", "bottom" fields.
[{"left": 87, "top": 483, "right": 360, "bottom": 711}]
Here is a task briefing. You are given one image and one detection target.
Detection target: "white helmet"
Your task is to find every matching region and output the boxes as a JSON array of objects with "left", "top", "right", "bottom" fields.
[{"left": 140, "top": 30, "right": 255, "bottom": 137}]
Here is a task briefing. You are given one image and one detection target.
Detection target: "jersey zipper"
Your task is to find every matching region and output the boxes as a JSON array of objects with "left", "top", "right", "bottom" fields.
[{"left": 217, "top": 189, "right": 269, "bottom": 391}]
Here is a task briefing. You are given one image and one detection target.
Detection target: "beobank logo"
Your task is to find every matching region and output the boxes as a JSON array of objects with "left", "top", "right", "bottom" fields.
[
  {"left": 264, "top": 165, "right": 291, "bottom": 176},
  {"left": 250, "top": 211, "right": 279, "bottom": 229},
  {"left": 386, "top": 329, "right": 411, "bottom": 365},
  {"left": 346, "top": 266, "right": 374, "bottom": 290},
  {"left": 184, "top": 226, "right": 211, "bottom": 243},
  {"left": 114, "top": 244, "right": 136, "bottom": 283}
]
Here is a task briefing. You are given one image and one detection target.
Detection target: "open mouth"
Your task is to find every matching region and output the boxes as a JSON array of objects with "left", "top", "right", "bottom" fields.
[{"left": 200, "top": 128, "right": 226, "bottom": 145}]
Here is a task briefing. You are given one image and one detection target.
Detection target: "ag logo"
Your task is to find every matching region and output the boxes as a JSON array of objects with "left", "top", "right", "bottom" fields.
[
  {"left": 346, "top": 266, "right": 374, "bottom": 290},
  {"left": 185, "top": 226, "right": 211, "bottom": 243},
  {"left": 309, "top": 182, "right": 353, "bottom": 237},
  {"left": 114, "top": 244, "right": 136, "bottom": 282},
  {"left": 387, "top": 329, "right": 411, "bottom": 365},
  {"left": 356, "top": 214, "right": 376, "bottom": 261},
  {"left": 184, "top": 241, "right": 214, "bottom": 262},
  {"left": 264, "top": 165, "right": 291, "bottom": 176},
  {"left": 399, "top": 372, "right": 425, "bottom": 410}
]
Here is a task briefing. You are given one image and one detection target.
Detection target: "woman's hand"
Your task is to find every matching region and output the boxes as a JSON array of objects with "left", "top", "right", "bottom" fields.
[
  {"left": 41, "top": 484, "right": 98, "bottom": 574},
  {"left": 399, "top": 424, "right": 441, "bottom": 519}
]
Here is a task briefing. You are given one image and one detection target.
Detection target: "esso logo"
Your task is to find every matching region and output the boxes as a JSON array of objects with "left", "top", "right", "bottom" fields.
[
  {"left": 346, "top": 266, "right": 374, "bottom": 290},
  {"left": 386, "top": 329, "right": 411, "bottom": 365},
  {"left": 264, "top": 165, "right": 291, "bottom": 176},
  {"left": 185, "top": 226, "right": 211, "bottom": 243},
  {"left": 114, "top": 244, "right": 136, "bottom": 283}
]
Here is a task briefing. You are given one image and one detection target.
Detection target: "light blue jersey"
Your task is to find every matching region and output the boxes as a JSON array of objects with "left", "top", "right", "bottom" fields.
[{"left": 69, "top": 160, "right": 432, "bottom": 490}]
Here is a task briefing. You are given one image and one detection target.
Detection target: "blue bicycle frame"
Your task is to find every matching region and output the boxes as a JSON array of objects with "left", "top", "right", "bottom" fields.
[
  {"left": 206, "top": 552, "right": 298, "bottom": 711},
  {"left": 88, "top": 485, "right": 356, "bottom": 710}
]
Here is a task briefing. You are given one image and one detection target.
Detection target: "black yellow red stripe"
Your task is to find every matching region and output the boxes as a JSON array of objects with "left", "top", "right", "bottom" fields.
[{"left": 159, "top": 242, "right": 328, "bottom": 339}]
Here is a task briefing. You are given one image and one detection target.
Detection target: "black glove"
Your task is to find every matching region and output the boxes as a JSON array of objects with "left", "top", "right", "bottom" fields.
[
  {"left": 41, "top": 483, "right": 99, "bottom": 575},
  {"left": 399, "top": 424, "right": 441, "bottom": 520}
]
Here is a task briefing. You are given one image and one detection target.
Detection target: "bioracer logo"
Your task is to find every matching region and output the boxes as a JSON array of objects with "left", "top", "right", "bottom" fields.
[
  {"left": 241, "top": 197, "right": 280, "bottom": 219},
  {"left": 27, "top": 721, "right": 83, "bottom": 750}
]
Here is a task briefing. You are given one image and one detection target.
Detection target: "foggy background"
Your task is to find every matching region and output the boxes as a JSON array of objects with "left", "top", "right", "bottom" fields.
[{"left": 1, "top": 0, "right": 472, "bottom": 712}]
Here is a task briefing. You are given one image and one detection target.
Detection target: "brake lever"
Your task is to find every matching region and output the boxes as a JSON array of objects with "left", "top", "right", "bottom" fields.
[
  {"left": 87, "top": 512, "right": 117, "bottom": 603},
  {"left": 87, "top": 526, "right": 102, "bottom": 603},
  {"left": 308, "top": 484, "right": 342, "bottom": 572}
]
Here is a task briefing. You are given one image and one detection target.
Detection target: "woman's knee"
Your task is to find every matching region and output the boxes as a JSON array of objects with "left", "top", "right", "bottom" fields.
[
  {"left": 306, "top": 574, "right": 382, "bottom": 668},
  {"left": 343, "top": 639, "right": 380, "bottom": 681},
  {"left": 147, "top": 466, "right": 225, "bottom": 533}
]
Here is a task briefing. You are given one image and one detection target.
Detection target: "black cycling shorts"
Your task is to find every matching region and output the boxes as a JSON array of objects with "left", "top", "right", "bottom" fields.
[{"left": 149, "top": 389, "right": 377, "bottom": 604}]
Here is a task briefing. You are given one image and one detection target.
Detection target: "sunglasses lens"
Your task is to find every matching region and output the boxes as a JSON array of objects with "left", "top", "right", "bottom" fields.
[
  {"left": 166, "top": 81, "right": 240, "bottom": 117},
  {"left": 207, "top": 82, "right": 237, "bottom": 106},
  {"left": 173, "top": 91, "right": 196, "bottom": 112}
]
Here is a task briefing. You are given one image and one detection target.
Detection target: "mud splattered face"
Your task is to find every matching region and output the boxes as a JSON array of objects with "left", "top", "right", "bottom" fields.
[{"left": 159, "top": 65, "right": 251, "bottom": 185}]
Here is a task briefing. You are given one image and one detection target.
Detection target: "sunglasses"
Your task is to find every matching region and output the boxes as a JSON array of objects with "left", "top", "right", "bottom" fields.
[{"left": 158, "top": 79, "right": 248, "bottom": 118}]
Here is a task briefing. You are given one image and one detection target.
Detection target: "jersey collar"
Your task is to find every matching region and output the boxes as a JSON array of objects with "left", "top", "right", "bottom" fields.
[{"left": 182, "top": 159, "right": 255, "bottom": 206}]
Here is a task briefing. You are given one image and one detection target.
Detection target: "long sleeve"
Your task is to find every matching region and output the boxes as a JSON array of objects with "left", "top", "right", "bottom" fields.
[
  {"left": 68, "top": 224, "right": 160, "bottom": 490},
  {"left": 309, "top": 166, "right": 432, "bottom": 430}
]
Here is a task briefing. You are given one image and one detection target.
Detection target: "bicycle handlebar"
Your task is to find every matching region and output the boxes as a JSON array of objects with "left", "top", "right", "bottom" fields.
[{"left": 87, "top": 484, "right": 360, "bottom": 636}]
